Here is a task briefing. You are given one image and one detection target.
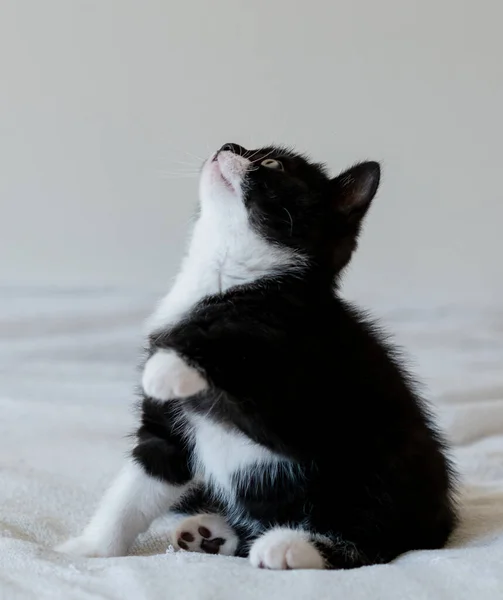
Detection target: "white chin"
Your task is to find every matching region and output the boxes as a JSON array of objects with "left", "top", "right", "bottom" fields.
[{"left": 200, "top": 161, "right": 240, "bottom": 201}]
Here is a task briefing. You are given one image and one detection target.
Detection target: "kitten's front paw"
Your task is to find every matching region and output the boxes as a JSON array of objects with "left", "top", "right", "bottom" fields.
[
  {"left": 55, "top": 535, "right": 123, "bottom": 558},
  {"left": 249, "top": 528, "right": 325, "bottom": 570},
  {"left": 173, "top": 514, "right": 238, "bottom": 556},
  {"left": 142, "top": 349, "right": 207, "bottom": 401}
]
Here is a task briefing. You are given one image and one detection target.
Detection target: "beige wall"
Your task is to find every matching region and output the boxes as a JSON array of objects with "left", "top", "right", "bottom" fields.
[{"left": 1, "top": 1, "right": 502, "bottom": 301}]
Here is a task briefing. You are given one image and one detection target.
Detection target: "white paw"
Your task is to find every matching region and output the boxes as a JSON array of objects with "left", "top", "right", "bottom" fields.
[
  {"left": 173, "top": 514, "right": 238, "bottom": 556},
  {"left": 249, "top": 528, "right": 325, "bottom": 570},
  {"left": 55, "top": 535, "right": 123, "bottom": 558},
  {"left": 142, "top": 349, "right": 207, "bottom": 401}
]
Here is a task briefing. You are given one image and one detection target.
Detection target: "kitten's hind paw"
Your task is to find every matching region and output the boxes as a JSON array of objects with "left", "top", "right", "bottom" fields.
[
  {"left": 173, "top": 514, "right": 238, "bottom": 556},
  {"left": 249, "top": 528, "right": 325, "bottom": 570}
]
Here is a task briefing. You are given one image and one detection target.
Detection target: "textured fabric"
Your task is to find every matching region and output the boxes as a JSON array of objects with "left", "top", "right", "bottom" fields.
[{"left": 1, "top": 288, "right": 503, "bottom": 599}]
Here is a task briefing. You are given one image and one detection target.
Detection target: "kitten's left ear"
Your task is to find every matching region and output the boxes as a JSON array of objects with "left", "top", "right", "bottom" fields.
[{"left": 331, "top": 161, "right": 381, "bottom": 223}]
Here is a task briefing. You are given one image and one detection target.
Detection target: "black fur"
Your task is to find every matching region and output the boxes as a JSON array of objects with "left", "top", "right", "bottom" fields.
[{"left": 133, "top": 143, "right": 457, "bottom": 568}]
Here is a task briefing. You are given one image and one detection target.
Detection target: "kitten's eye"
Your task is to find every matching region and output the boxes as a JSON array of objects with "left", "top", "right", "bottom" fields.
[{"left": 261, "top": 158, "right": 283, "bottom": 170}]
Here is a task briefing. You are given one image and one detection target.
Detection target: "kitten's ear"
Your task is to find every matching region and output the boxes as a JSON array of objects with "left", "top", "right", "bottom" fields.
[{"left": 331, "top": 161, "right": 380, "bottom": 223}]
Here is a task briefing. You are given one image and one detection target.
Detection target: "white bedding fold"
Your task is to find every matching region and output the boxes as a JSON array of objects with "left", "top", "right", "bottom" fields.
[{"left": 1, "top": 289, "right": 502, "bottom": 599}]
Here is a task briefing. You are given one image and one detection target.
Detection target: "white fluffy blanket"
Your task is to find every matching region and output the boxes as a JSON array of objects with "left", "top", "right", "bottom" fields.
[{"left": 1, "top": 288, "right": 503, "bottom": 599}]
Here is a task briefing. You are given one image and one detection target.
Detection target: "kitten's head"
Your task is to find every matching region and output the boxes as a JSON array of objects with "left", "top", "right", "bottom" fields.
[{"left": 199, "top": 143, "right": 380, "bottom": 277}]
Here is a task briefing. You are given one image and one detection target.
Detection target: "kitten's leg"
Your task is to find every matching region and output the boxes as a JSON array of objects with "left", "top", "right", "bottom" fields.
[
  {"left": 171, "top": 513, "right": 239, "bottom": 556},
  {"left": 248, "top": 527, "right": 371, "bottom": 570},
  {"left": 55, "top": 460, "right": 191, "bottom": 557},
  {"left": 159, "top": 482, "right": 239, "bottom": 556},
  {"left": 142, "top": 348, "right": 207, "bottom": 401},
  {"left": 56, "top": 348, "right": 206, "bottom": 557}
]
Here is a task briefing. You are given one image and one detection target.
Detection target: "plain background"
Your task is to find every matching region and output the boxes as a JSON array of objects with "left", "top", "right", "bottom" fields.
[{"left": 1, "top": 0, "right": 502, "bottom": 302}]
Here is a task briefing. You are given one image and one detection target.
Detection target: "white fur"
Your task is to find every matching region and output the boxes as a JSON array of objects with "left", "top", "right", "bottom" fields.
[
  {"left": 56, "top": 460, "right": 189, "bottom": 557},
  {"left": 188, "top": 416, "right": 300, "bottom": 549},
  {"left": 249, "top": 527, "right": 325, "bottom": 570},
  {"left": 142, "top": 349, "right": 207, "bottom": 401},
  {"left": 190, "top": 416, "right": 291, "bottom": 496}
]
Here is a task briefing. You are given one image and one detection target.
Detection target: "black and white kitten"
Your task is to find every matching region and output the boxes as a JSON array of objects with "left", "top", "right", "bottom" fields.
[{"left": 57, "top": 143, "right": 457, "bottom": 569}]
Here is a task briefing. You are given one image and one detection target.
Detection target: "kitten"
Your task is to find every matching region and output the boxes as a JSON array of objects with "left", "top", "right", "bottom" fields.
[{"left": 57, "top": 143, "right": 457, "bottom": 569}]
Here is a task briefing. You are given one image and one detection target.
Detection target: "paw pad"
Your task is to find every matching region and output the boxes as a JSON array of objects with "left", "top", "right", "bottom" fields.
[
  {"left": 173, "top": 514, "right": 238, "bottom": 556},
  {"left": 177, "top": 525, "right": 226, "bottom": 554}
]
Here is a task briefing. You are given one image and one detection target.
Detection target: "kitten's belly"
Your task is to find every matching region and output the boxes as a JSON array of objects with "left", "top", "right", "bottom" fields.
[{"left": 189, "top": 416, "right": 287, "bottom": 497}]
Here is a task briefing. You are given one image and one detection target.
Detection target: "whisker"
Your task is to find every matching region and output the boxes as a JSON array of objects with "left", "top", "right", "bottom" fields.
[
  {"left": 173, "top": 160, "right": 201, "bottom": 167},
  {"left": 250, "top": 148, "right": 276, "bottom": 164},
  {"left": 184, "top": 150, "right": 206, "bottom": 163},
  {"left": 158, "top": 172, "right": 200, "bottom": 180},
  {"left": 160, "top": 168, "right": 201, "bottom": 174},
  {"left": 282, "top": 207, "right": 294, "bottom": 236},
  {"left": 246, "top": 147, "right": 262, "bottom": 161}
]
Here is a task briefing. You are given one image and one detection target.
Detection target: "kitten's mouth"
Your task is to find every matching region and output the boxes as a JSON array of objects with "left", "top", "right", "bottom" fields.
[
  {"left": 205, "top": 149, "right": 250, "bottom": 195},
  {"left": 218, "top": 169, "right": 234, "bottom": 191},
  {"left": 211, "top": 156, "right": 236, "bottom": 192}
]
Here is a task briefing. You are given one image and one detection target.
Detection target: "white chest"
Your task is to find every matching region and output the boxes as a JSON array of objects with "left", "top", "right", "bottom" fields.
[
  {"left": 190, "top": 417, "right": 282, "bottom": 495},
  {"left": 145, "top": 213, "right": 301, "bottom": 335}
]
